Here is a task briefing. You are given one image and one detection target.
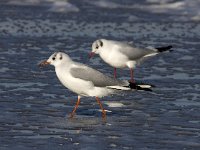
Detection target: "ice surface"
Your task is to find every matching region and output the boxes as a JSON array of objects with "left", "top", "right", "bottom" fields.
[{"left": 0, "top": 0, "right": 200, "bottom": 150}]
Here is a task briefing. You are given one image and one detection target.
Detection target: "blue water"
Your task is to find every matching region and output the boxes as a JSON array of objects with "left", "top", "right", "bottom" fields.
[{"left": 0, "top": 0, "right": 200, "bottom": 149}]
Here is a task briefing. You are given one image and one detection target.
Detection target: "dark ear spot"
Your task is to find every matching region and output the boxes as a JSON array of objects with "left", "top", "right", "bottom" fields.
[
  {"left": 100, "top": 40, "right": 103, "bottom": 47},
  {"left": 60, "top": 54, "right": 62, "bottom": 60}
]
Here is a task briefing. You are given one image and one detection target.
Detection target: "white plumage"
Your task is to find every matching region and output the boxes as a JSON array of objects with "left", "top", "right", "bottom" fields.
[
  {"left": 39, "top": 52, "right": 152, "bottom": 119},
  {"left": 89, "top": 39, "right": 172, "bottom": 82}
]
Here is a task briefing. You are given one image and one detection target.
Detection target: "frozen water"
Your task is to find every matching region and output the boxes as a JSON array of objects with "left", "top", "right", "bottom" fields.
[{"left": 0, "top": 0, "right": 200, "bottom": 150}]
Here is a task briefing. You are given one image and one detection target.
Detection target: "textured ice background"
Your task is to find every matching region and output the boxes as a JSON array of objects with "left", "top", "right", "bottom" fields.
[{"left": 0, "top": 0, "right": 200, "bottom": 150}]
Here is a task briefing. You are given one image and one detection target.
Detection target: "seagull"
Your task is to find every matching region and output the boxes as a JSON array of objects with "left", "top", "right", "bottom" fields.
[
  {"left": 89, "top": 39, "right": 172, "bottom": 83},
  {"left": 39, "top": 52, "right": 153, "bottom": 119}
]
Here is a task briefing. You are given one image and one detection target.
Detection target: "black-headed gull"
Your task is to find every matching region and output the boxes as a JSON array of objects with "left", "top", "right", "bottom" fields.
[
  {"left": 89, "top": 39, "right": 172, "bottom": 82},
  {"left": 39, "top": 52, "right": 153, "bottom": 119}
]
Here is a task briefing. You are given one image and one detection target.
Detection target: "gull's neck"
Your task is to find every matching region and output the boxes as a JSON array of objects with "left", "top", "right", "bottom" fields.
[{"left": 55, "top": 59, "right": 74, "bottom": 71}]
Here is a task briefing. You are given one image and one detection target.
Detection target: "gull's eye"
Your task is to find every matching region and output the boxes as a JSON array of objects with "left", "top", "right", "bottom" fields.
[
  {"left": 96, "top": 46, "right": 99, "bottom": 49},
  {"left": 52, "top": 57, "right": 55, "bottom": 60}
]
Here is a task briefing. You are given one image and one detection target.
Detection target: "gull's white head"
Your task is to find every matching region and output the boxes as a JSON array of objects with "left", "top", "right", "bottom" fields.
[
  {"left": 89, "top": 39, "right": 104, "bottom": 58},
  {"left": 39, "top": 52, "right": 72, "bottom": 67}
]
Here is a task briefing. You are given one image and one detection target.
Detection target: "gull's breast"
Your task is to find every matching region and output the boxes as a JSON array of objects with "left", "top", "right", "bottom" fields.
[
  {"left": 55, "top": 68, "right": 92, "bottom": 96},
  {"left": 100, "top": 49, "right": 128, "bottom": 68}
]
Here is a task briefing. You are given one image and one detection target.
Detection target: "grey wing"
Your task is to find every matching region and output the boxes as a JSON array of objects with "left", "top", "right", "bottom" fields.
[
  {"left": 70, "top": 65, "right": 128, "bottom": 87},
  {"left": 114, "top": 41, "right": 156, "bottom": 60}
]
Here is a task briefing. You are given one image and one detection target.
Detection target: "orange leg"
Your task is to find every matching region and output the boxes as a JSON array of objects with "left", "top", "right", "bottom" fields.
[
  {"left": 114, "top": 68, "right": 117, "bottom": 78},
  {"left": 69, "top": 96, "right": 81, "bottom": 118},
  {"left": 95, "top": 97, "right": 106, "bottom": 119},
  {"left": 130, "top": 68, "right": 135, "bottom": 83}
]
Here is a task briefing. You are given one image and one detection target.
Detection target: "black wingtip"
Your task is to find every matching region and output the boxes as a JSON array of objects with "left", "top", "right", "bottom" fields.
[
  {"left": 135, "top": 81, "right": 156, "bottom": 88},
  {"left": 156, "top": 45, "right": 173, "bottom": 52},
  {"left": 128, "top": 82, "right": 153, "bottom": 92}
]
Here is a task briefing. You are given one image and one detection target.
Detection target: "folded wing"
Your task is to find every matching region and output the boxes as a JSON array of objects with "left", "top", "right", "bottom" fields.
[{"left": 70, "top": 64, "right": 128, "bottom": 87}]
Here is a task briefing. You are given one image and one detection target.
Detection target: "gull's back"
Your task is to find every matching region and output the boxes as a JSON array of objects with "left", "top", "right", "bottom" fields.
[
  {"left": 70, "top": 62, "right": 128, "bottom": 87},
  {"left": 104, "top": 39, "right": 156, "bottom": 60}
]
